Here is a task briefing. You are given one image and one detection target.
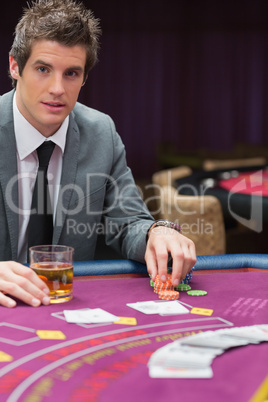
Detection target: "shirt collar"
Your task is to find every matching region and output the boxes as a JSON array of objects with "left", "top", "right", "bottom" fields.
[{"left": 13, "top": 92, "right": 69, "bottom": 161}]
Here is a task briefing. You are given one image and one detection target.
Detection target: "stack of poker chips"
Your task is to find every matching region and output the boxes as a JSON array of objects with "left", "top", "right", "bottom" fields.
[
  {"left": 151, "top": 270, "right": 192, "bottom": 300},
  {"left": 153, "top": 274, "right": 180, "bottom": 300}
]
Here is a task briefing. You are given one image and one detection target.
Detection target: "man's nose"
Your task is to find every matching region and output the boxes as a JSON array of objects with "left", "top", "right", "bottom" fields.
[{"left": 48, "top": 74, "right": 65, "bottom": 95}]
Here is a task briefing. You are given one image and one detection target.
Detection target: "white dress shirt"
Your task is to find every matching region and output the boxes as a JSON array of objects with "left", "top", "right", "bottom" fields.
[{"left": 13, "top": 94, "right": 69, "bottom": 263}]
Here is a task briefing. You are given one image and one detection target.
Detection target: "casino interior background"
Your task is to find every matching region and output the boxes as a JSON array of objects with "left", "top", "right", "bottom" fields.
[{"left": 1, "top": 0, "right": 268, "bottom": 254}]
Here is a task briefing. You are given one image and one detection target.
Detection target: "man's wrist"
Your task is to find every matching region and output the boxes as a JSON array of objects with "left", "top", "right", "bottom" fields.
[{"left": 147, "top": 220, "right": 181, "bottom": 240}]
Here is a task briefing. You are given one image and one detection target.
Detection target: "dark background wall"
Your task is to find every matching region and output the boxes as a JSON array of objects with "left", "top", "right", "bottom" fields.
[{"left": 1, "top": 0, "right": 268, "bottom": 179}]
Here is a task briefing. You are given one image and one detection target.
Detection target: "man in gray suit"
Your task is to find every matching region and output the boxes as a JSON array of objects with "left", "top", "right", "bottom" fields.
[{"left": 0, "top": 0, "right": 196, "bottom": 308}]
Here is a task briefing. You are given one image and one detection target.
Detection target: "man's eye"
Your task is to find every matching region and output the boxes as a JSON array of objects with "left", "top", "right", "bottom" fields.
[
  {"left": 38, "top": 67, "right": 48, "bottom": 73},
  {"left": 66, "top": 71, "right": 77, "bottom": 77}
]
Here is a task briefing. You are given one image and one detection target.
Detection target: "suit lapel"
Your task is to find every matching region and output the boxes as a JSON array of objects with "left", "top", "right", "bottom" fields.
[
  {"left": 53, "top": 113, "right": 80, "bottom": 244},
  {"left": 0, "top": 91, "right": 80, "bottom": 250},
  {"left": 0, "top": 91, "right": 19, "bottom": 260}
]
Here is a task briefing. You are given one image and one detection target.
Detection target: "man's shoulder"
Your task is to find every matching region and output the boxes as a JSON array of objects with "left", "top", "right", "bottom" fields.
[
  {"left": 0, "top": 90, "right": 14, "bottom": 104},
  {"left": 0, "top": 91, "right": 15, "bottom": 123},
  {"left": 71, "top": 102, "right": 116, "bottom": 138},
  {"left": 73, "top": 101, "right": 112, "bottom": 124}
]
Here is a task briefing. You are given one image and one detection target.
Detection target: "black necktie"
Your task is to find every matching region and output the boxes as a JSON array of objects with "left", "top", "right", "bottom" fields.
[{"left": 28, "top": 141, "right": 56, "bottom": 248}]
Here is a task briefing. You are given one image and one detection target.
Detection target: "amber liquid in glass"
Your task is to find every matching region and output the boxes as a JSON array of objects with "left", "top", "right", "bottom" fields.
[{"left": 31, "top": 262, "right": 73, "bottom": 303}]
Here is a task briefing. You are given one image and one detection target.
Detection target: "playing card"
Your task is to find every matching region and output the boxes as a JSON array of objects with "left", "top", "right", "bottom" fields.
[
  {"left": 148, "top": 343, "right": 217, "bottom": 369},
  {"left": 180, "top": 331, "right": 249, "bottom": 349},
  {"left": 172, "top": 342, "right": 224, "bottom": 357},
  {"left": 126, "top": 301, "right": 161, "bottom": 315},
  {"left": 126, "top": 300, "right": 189, "bottom": 315},
  {"left": 148, "top": 324, "right": 268, "bottom": 380},
  {"left": 149, "top": 365, "right": 213, "bottom": 378},
  {"left": 256, "top": 324, "right": 268, "bottom": 340},
  {"left": 158, "top": 301, "right": 190, "bottom": 315},
  {"left": 64, "top": 308, "right": 119, "bottom": 323}
]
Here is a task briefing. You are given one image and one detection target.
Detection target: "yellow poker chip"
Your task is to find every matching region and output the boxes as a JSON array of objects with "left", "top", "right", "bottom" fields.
[
  {"left": 36, "top": 330, "right": 66, "bottom": 340},
  {"left": 191, "top": 308, "right": 213, "bottom": 316},
  {"left": 0, "top": 351, "right": 13, "bottom": 362},
  {"left": 114, "top": 317, "right": 137, "bottom": 325}
]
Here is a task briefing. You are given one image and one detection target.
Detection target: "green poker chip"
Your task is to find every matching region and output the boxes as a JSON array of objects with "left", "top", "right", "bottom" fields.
[
  {"left": 150, "top": 279, "right": 155, "bottom": 287},
  {"left": 175, "top": 284, "right": 191, "bottom": 291},
  {"left": 187, "top": 290, "right": 207, "bottom": 296}
]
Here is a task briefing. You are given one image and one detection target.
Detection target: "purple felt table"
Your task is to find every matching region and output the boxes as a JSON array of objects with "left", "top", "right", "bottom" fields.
[{"left": 0, "top": 270, "right": 267, "bottom": 402}]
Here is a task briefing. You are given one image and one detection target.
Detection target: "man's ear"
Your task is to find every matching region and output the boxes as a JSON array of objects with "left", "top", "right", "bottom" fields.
[
  {"left": 9, "top": 56, "right": 20, "bottom": 80},
  {"left": 82, "top": 74, "right": 88, "bottom": 87}
]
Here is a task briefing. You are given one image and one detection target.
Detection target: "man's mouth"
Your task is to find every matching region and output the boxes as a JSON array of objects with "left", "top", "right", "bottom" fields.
[
  {"left": 42, "top": 101, "right": 65, "bottom": 112},
  {"left": 43, "top": 102, "right": 64, "bottom": 107}
]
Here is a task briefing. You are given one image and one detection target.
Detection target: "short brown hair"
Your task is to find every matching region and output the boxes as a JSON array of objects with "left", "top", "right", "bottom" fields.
[{"left": 9, "top": 0, "right": 101, "bottom": 87}]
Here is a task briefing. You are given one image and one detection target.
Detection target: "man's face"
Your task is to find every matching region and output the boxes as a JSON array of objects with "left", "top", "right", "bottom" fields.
[{"left": 9, "top": 40, "right": 86, "bottom": 137}]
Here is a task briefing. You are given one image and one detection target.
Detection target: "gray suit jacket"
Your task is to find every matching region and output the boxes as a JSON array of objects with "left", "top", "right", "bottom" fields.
[{"left": 0, "top": 90, "right": 154, "bottom": 262}]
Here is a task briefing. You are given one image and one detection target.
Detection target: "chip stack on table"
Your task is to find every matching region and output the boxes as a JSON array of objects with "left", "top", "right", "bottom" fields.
[
  {"left": 153, "top": 274, "right": 180, "bottom": 300},
  {"left": 153, "top": 274, "right": 173, "bottom": 293},
  {"left": 176, "top": 283, "right": 191, "bottom": 291},
  {"left": 158, "top": 290, "right": 180, "bottom": 300}
]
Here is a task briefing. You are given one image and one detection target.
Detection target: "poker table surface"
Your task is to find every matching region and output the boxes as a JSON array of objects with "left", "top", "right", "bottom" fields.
[
  {"left": 175, "top": 165, "right": 268, "bottom": 226},
  {"left": 0, "top": 255, "right": 268, "bottom": 402}
]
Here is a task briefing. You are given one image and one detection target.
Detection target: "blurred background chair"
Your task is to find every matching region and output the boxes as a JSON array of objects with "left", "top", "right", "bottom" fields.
[
  {"left": 159, "top": 186, "right": 226, "bottom": 255},
  {"left": 152, "top": 165, "right": 192, "bottom": 188},
  {"left": 201, "top": 158, "right": 268, "bottom": 254},
  {"left": 151, "top": 165, "right": 268, "bottom": 255},
  {"left": 203, "top": 157, "right": 266, "bottom": 171},
  {"left": 157, "top": 186, "right": 226, "bottom": 255},
  {"left": 151, "top": 166, "right": 226, "bottom": 255}
]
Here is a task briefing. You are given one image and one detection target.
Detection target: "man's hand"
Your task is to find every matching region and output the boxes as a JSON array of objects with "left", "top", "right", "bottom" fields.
[
  {"left": 0, "top": 261, "right": 50, "bottom": 308},
  {"left": 145, "top": 226, "right": 196, "bottom": 286}
]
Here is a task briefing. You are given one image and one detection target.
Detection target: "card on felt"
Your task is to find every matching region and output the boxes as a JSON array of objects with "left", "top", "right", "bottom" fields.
[
  {"left": 148, "top": 324, "right": 268, "bottom": 380},
  {"left": 126, "top": 301, "right": 160, "bottom": 315},
  {"left": 159, "top": 301, "right": 190, "bottom": 315},
  {"left": 149, "top": 366, "right": 213, "bottom": 379},
  {"left": 181, "top": 331, "right": 249, "bottom": 349},
  {"left": 64, "top": 308, "right": 119, "bottom": 324},
  {"left": 127, "top": 301, "right": 189, "bottom": 315},
  {"left": 148, "top": 343, "right": 216, "bottom": 369}
]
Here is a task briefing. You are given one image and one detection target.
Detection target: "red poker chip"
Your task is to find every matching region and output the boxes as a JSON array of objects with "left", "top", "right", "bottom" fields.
[
  {"left": 158, "top": 290, "right": 179, "bottom": 300},
  {"left": 154, "top": 274, "right": 174, "bottom": 294},
  {"left": 154, "top": 282, "right": 174, "bottom": 293}
]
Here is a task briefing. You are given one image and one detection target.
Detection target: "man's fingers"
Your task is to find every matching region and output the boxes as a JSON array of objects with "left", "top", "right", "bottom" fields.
[
  {"left": 0, "top": 291, "right": 16, "bottom": 308},
  {"left": 0, "top": 261, "right": 50, "bottom": 307},
  {"left": 10, "top": 263, "right": 50, "bottom": 294},
  {"left": 21, "top": 268, "right": 50, "bottom": 297},
  {"left": 145, "top": 228, "right": 197, "bottom": 286},
  {"left": 154, "top": 249, "right": 169, "bottom": 283},
  {"left": 171, "top": 244, "right": 192, "bottom": 285},
  {"left": 189, "top": 242, "right": 197, "bottom": 263},
  {"left": 171, "top": 238, "right": 196, "bottom": 283},
  {"left": 0, "top": 280, "right": 50, "bottom": 307},
  {"left": 145, "top": 242, "right": 169, "bottom": 282},
  {"left": 145, "top": 247, "right": 158, "bottom": 281}
]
